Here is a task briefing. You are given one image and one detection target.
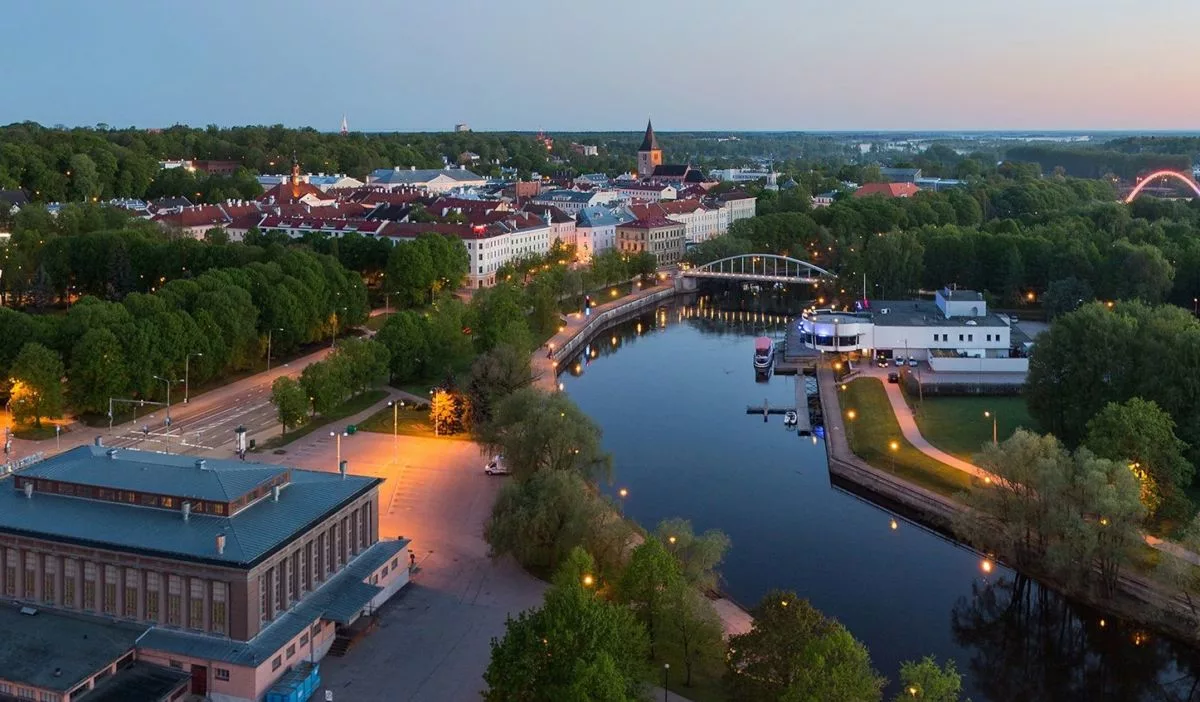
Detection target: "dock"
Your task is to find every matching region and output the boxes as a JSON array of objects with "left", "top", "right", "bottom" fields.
[{"left": 744, "top": 372, "right": 819, "bottom": 435}]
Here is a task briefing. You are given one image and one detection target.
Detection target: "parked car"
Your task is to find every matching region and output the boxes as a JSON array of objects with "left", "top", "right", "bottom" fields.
[
  {"left": 907, "top": 358, "right": 919, "bottom": 367},
  {"left": 484, "top": 455, "right": 510, "bottom": 475},
  {"left": 893, "top": 357, "right": 904, "bottom": 367},
  {"left": 876, "top": 357, "right": 888, "bottom": 368},
  {"left": 887, "top": 372, "right": 900, "bottom": 383}
]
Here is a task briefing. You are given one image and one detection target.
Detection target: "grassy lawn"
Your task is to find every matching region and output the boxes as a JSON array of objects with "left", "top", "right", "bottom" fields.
[
  {"left": 643, "top": 653, "right": 726, "bottom": 702},
  {"left": 357, "top": 402, "right": 472, "bottom": 441},
  {"left": 11, "top": 424, "right": 59, "bottom": 441},
  {"left": 257, "top": 389, "right": 388, "bottom": 451},
  {"left": 364, "top": 313, "right": 393, "bottom": 331},
  {"left": 840, "top": 378, "right": 975, "bottom": 499},
  {"left": 908, "top": 394, "right": 1034, "bottom": 461}
]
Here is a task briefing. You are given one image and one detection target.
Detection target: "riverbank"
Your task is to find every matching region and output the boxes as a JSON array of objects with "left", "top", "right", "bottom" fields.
[{"left": 817, "top": 362, "right": 1200, "bottom": 647}]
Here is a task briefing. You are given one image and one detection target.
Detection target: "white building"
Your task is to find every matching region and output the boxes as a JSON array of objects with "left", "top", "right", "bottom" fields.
[
  {"left": 659, "top": 199, "right": 722, "bottom": 243},
  {"left": 460, "top": 213, "right": 553, "bottom": 288},
  {"left": 367, "top": 166, "right": 487, "bottom": 193},
  {"left": 257, "top": 173, "right": 364, "bottom": 192},
  {"left": 715, "top": 190, "right": 756, "bottom": 224},
  {"left": 617, "top": 183, "right": 676, "bottom": 203},
  {"left": 798, "top": 288, "right": 1028, "bottom": 374},
  {"left": 708, "top": 167, "right": 781, "bottom": 184},
  {"left": 530, "top": 189, "right": 619, "bottom": 215},
  {"left": 574, "top": 206, "right": 632, "bottom": 261}
]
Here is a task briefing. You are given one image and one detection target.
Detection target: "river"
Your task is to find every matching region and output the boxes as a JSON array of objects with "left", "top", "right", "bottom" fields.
[{"left": 558, "top": 293, "right": 1200, "bottom": 701}]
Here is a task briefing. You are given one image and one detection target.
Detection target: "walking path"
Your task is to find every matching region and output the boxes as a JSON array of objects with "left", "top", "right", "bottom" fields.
[{"left": 853, "top": 365, "right": 1200, "bottom": 567}]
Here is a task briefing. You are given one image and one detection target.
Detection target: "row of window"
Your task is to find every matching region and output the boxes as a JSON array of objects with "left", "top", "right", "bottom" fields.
[
  {"left": 930, "top": 332, "right": 1004, "bottom": 343},
  {"left": 0, "top": 683, "right": 57, "bottom": 701},
  {"left": 13, "top": 478, "right": 234, "bottom": 516}
]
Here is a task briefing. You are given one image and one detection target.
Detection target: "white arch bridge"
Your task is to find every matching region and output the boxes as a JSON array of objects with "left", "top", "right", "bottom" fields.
[{"left": 681, "top": 254, "right": 835, "bottom": 285}]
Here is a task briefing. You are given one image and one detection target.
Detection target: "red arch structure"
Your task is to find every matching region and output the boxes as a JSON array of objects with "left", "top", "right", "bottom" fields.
[{"left": 1124, "top": 170, "right": 1200, "bottom": 203}]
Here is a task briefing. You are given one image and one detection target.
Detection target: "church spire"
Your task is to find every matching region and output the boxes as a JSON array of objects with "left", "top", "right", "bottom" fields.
[
  {"left": 290, "top": 151, "right": 301, "bottom": 199},
  {"left": 340, "top": 114, "right": 348, "bottom": 136},
  {"left": 639, "top": 118, "right": 660, "bottom": 152}
]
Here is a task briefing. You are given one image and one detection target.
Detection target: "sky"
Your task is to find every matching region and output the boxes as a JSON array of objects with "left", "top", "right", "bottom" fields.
[{"left": 4, "top": 0, "right": 1199, "bottom": 132}]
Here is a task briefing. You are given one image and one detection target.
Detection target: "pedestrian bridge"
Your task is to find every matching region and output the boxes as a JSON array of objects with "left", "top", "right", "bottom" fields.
[{"left": 681, "top": 254, "right": 835, "bottom": 285}]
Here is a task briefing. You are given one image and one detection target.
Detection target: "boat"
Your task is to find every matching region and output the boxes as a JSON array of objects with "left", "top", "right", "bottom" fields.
[
  {"left": 783, "top": 410, "right": 799, "bottom": 426},
  {"left": 753, "top": 336, "right": 774, "bottom": 372}
]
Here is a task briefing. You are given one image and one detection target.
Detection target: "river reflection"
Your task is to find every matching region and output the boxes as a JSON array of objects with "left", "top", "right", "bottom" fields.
[{"left": 559, "top": 293, "right": 1200, "bottom": 701}]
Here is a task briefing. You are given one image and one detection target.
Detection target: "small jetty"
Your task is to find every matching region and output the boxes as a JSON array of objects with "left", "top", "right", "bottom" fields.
[{"left": 745, "top": 371, "right": 820, "bottom": 435}]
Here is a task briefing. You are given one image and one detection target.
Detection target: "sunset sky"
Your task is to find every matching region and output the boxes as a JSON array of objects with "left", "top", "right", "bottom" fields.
[{"left": 4, "top": 0, "right": 1198, "bottom": 131}]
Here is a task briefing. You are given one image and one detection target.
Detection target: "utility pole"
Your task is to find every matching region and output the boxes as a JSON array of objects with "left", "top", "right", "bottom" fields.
[
  {"left": 266, "top": 328, "right": 284, "bottom": 372},
  {"left": 184, "top": 351, "right": 203, "bottom": 403}
]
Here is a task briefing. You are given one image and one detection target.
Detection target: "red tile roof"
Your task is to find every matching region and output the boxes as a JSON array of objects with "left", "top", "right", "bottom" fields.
[
  {"left": 853, "top": 182, "right": 920, "bottom": 198},
  {"left": 258, "top": 179, "right": 327, "bottom": 204},
  {"left": 619, "top": 216, "right": 684, "bottom": 230}
]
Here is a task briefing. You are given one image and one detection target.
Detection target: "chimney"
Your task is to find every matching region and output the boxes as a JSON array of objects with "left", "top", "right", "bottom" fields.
[
  {"left": 339, "top": 460, "right": 347, "bottom": 480},
  {"left": 23, "top": 483, "right": 33, "bottom": 499},
  {"left": 182, "top": 502, "right": 191, "bottom": 522},
  {"left": 195, "top": 459, "right": 207, "bottom": 470},
  {"left": 272, "top": 485, "right": 281, "bottom": 502},
  {"left": 94, "top": 436, "right": 103, "bottom": 447},
  {"left": 216, "top": 533, "right": 226, "bottom": 555}
]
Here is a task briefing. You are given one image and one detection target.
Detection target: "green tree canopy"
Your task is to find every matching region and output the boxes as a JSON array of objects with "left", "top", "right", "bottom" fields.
[
  {"left": 478, "top": 388, "right": 611, "bottom": 480},
  {"left": 270, "top": 376, "right": 308, "bottom": 436},
  {"left": 9, "top": 342, "right": 65, "bottom": 427},
  {"left": 66, "top": 327, "right": 127, "bottom": 415}
]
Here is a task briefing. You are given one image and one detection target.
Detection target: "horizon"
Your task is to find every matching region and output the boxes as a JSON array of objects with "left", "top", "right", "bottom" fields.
[{"left": 5, "top": 0, "right": 1200, "bottom": 131}]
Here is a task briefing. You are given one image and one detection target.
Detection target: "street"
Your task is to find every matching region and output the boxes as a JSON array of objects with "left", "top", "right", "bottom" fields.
[{"left": 258, "top": 429, "right": 547, "bottom": 701}]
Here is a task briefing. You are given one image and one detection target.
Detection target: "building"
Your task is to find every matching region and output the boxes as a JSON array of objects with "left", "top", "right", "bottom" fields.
[
  {"left": 852, "top": 182, "right": 921, "bottom": 199},
  {"left": 0, "top": 445, "right": 412, "bottom": 702},
  {"left": 879, "top": 167, "right": 923, "bottom": 183},
  {"left": 190, "top": 161, "right": 241, "bottom": 176},
  {"left": 574, "top": 206, "right": 631, "bottom": 261},
  {"left": 258, "top": 156, "right": 332, "bottom": 206},
  {"left": 257, "top": 174, "right": 364, "bottom": 192},
  {"left": 460, "top": 213, "right": 552, "bottom": 287},
  {"left": 0, "top": 606, "right": 189, "bottom": 702},
  {"left": 618, "top": 182, "right": 676, "bottom": 203},
  {"left": 570, "top": 143, "right": 599, "bottom": 157},
  {"left": 714, "top": 189, "right": 757, "bottom": 225},
  {"left": 657, "top": 199, "right": 721, "bottom": 243},
  {"left": 616, "top": 217, "right": 686, "bottom": 266},
  {"left": 521, "top": 203, "right": 577, "bottom": 249},
  {"left": 574, "top": 173, "right": 610, "bottom": 188},
  {"left": 708, "top": 167, "right": 782, "bottom": 184},
  {"left": 454, "top": 123, "right": 470, "bottom": 132},
  {"left": 637, "top": 120, "right": 663, "bottom": 179},
  {"left": 367, "top": 167, "right": 487, "bottom": 194},
  {"left": 913, "top": 177, "right": 964, "bottom": 192},
  {"left": 0, "top": 189, "right": 28, "bottom": 214},
  {"left": 530, "top": 189, "right": 619, "bottom": 215},
  {"left": 797, "top": 287, "right": 1029, "bottom": 374},
  {"left": 812, "top": 191, "right": 837, "bottom": 208}
]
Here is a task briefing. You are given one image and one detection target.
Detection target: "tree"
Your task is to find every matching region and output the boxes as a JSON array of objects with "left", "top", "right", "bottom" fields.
[
  {"left": 384, "top": 240, "right": 434, "bottom": 308},
  {"left": 892, "top": 656, "right": 965, "bottom": 702},
  {"left": 726, "top": 590, "right": 884, "bottom": 702},
  {"left": 270, "top": 376, "right": 308, "bottom": 436},
  {"left": 299, "top": 358, "right": 346, "bottom": 416},
  {"left": 1041, "top": 277, "right": 1093, "bottom": 320},
  {"left": 619, "top": 537, "right": 683, "bottom": 657},
  {"left": 375, "top": 310, "right": 429, "bottom": 383},
  {"left": 9, "top": 342, "right": 65, "bottom": 428},
  {"left": 66, "top": 328, "right": 128, "bottom": 415},
  {"left": 483, "top": 548, "right": 648, "bottom": 702},
  {"left": 485, "top": 470, "right": 607, "bottom": 575},
  {"left": 465, "top": 344, "right": 533, "bottom": 426},
  {"left": 478, "top": 388, "right": 611, "bottom": 480},
  {"left": 1107, "top": 240, "right": 1173, "bottom": 303},
  {"left": 662, "top": 581, "right": 725, "bottom": 688},
  {"left": 1084, "top": 398, "right": 1193, "bottom": 521},
  {"left": 1156, "top": 514, "right": 1200, "bottom": 625},
  {"left": 653, "top": 518, "right": 731, "bottom": 592},
  {"left": 333, "top": 338, "right": 390, "bottom": 394},
  {"left": 429, "top": 388, "right": 460, "bottom": 435}
]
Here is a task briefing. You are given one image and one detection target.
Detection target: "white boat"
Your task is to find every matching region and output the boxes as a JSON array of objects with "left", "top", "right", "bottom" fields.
[
  {"left": 753, "top": 336, "right": 774, "bottom": 371},
  {"left": 783, "top": 410, "right": 799, "bottom": 426}
]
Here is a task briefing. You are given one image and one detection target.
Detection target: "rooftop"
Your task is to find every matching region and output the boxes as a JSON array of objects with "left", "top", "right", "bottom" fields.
[
  {"left": 0, "top": 606, "right": 145, "bottom": 692},
  {"left": 810, "top": 300, "right": 1009, "bottom": 329},
  {"left": 2, "top": 446, "right": 380, "bottom": 566},
  {"left": 369, "top": 168, "right": 484, "bottom": 185}
]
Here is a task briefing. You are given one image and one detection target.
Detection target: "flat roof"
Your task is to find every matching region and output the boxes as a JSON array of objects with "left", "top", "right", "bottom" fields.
[
  {"left": 22, "top": 446, "right": 288, "bottom": 503},
  {"left": 869, "top": 300, "right": 1008, "bottom": 329},
  {"left": 0, "top": 606, "right": 145, "bottom": 692},
  {"left": 79, "top": 662, "right": 189, "bottom": 702},
  {"left": 1, "top": 448, "right": 381, "bottom": 567}
]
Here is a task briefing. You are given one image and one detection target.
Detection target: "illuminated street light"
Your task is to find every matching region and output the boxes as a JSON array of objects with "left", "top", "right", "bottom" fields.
[{"left": 984, "top": 410, "right": 997, "bottom": 446}]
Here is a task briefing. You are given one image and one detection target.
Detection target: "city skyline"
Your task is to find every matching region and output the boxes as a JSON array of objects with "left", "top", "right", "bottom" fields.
[{"left": 6, "top": 0, "right": 1200, "bottom": 132}]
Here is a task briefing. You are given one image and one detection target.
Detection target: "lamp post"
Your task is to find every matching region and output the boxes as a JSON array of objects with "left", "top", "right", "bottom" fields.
[
  {"left": 662, "top": 663, "right": 670, "bottom": 701},
  {"left": 387, "top": 399, "right": 404, "bottom": 466},
  {"left": 331, "top": 307, "right": 348, "bottom": 349},
  {"left": 184, "top": 351, "right": 203, "bottom": 403},
  {"left": 889, "top": 440, "right": 899, "bottom": 473},
  {"left": 984, "top": 410, "right": 997, "bottom": 446},
  {"left": 266, "top": 328, "right": 284, "bottom": 372},
  {"left": 152, "top": 375, "right": 181, "bottom": 424},
  {"left": 330, "top": 430, "right": 345, "bottom": 469},
  {"left": 618, "top": 487, "right": 628, "bottom": 515},
  {"left": 55, "top": 425, "right": 61, "bottom": 452}
]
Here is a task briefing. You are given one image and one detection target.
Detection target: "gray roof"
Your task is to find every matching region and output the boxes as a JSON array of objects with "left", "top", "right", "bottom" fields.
[
  {"left": 369, "top": 168, "right": 484, "bottom": 184},
  {"left": 137, "top": 539, "right": 410, "bottom": 666},
  {"left": 869, "top": 300, "right": 1008, "bottom": 329},
  {"left": 22, "top": 446, "right": 288, "bottom": 502},
  {"left": 2, "top": 447, "right": 380, "bottom": 566},
  {"left": 0, "top": 605, "right": 145, "bottom": 691},
  {"left": 939, "top": 288, "right": 983, "bottom": 301},
  {"left": 81, "top": 662, "right": 190, "bottom": 702},
  {"left": 533, "top": 189, "right": 596, "bottom": 204},
  {"left": 576, "top": 206, "right": 622, "bottom": 228}
]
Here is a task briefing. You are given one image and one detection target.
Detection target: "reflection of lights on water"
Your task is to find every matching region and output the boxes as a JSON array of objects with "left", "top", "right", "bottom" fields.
[{"left": 611, "top": 336, "right": 617, "bottom": 346}]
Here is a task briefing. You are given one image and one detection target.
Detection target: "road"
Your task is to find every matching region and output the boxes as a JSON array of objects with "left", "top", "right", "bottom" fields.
[{"left": 6, "top": 345, "right": 334, "bottom": 462}]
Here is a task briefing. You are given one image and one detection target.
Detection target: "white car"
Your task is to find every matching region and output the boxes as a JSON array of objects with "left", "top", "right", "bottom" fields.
[{"left": 484, "top": 456, "right": 510, "bottom": 475}]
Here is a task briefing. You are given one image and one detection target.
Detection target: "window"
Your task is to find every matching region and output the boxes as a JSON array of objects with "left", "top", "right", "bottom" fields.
[
  {"left": 287, "top": 643, "right": 296, "bottom": 659},
  {"left": 16, "top": 688, "right": 33, "bottom": 701},
  {"left": 64, "top": 560, "right": 76, "bottom": 607},
  {"left": 215, "top": 668, "right": 230, "bottom": 681},
  {"left": 958, "top": 334, "right": 963, "bottom": 342},
  {"left": 43, "top": 557, "right": 56, "bottom": 604},
  {"left": 968, "top": 334, "right": 973, "bottom": 342},
  {"left": 167, "top": 576, "right": 182, "bottom": 626},
  {"left": 189, "top": 579, "right": 204, "bottom": 629},
  {"left": 212, "top": 582, "right": 227, "bottom": 633},
  {"left": 161, "top": 497, "right": 175, "bottom": 509},
  {"left": 39, "top": 692, "right": 56, "bottom": 702},
  {"left": 300, "top": 633, "right": 309, "bottom": 647},
  {"left": 169, "top": 659, "right": 183, "bottom": 670},
  {"left": 271, "top": 656, "right": 282, "bottom": 671}
]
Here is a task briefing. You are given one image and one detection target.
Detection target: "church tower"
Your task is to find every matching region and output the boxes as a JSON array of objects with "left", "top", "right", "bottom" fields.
[
  {"left": 637, "top": 119, "right": 663, "bottom": 180},
  {"left": 290, "top": 151, "right": 301, "bottom": 200}
]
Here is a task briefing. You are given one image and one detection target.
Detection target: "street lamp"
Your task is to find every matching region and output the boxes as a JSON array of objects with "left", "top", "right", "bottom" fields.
[
  {"left": 387, "top": 399, "right": 404, "bottom": 466},
  {"left": 266, "top": 328, "right": 284, "bottom": 372},
  {"left": 152, "top": 375, "right": 182, "bottom": 424},
  {"left": 331, "top": 307, "right": 349, "bottom": 349},
  {"left": 663, "top": 663, "right": 670, "bottom": 701},
  {"left": 984, "top": 411, "right": 998, "bottom": 446},
  {"left": 330, "top": 430, "right": 347, "bottom": 469},
  {"left": 55, "top": 425, "right": 61, "bottom": 452},
  {"left": 184, "top": 351, "right": 203, "bottom": 403},
  {"left": 889, "top": 440, "right": 899, "bottom": 473},
  {"left": 618, "top": 487, "right": 628, "bottom": 515}
]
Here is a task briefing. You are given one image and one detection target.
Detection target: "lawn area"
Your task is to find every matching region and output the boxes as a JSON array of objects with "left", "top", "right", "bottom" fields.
[
  {"left": 257, "top": 389, "right": 388, "bottom": 451},
  {"left": 908, "top": 393, "right": 1034, "bottom": 461},
  {"left": 840, "top": 378, "right": 975, "bottom": 499},
  {"left": 644, "top": 652, "right": 725, "bottom": 702},
  {"left": 357, "top": 401, "right": 472, "bottom": 441},
  {"left": 11, "top": 424, "right": 59, "bottom": 441},
  {"left": 364, "top": 312, "right": 393, "bottom": 331}
]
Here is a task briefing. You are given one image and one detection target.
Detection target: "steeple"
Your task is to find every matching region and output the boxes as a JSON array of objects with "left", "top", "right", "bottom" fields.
[
  {"left": 639, "top": 119, "right": 660, "bottom": 152},
  {"left": 340, "top": 114, "right": 349, "bottom": 136},
  {"left": 290, "top": 151, "right": 301, "bottom": 199}
]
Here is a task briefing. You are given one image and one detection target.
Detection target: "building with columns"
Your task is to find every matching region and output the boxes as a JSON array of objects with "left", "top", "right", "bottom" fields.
[{"left": 0, "top": 445, "right": 411, "bottom": 702}]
